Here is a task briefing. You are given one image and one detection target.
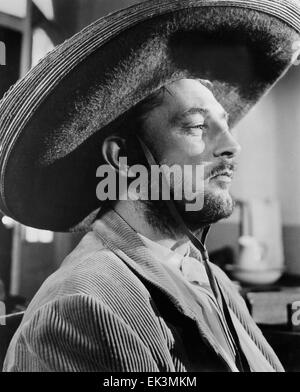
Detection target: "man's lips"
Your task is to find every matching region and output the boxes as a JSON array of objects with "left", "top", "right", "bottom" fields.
[
  {"left": 209, "top": 169, "right": 234, "bottom": 180},
  {"left": 211, "top": 174, "right": 233, "bottom": 184},
  {"left": 203, "top": 162, "right": 237, "bottom": 182}
]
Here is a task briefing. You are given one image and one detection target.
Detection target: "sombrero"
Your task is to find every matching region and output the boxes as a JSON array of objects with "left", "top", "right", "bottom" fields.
[{"left": 0, "top": 0, "right": 300, "bottom": 232}]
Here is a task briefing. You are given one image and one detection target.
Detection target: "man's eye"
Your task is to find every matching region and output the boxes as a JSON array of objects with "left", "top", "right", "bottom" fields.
[
  {"left": 180, "top": 123, "right": 207, "bottom": 136},
  {"left": 188, "top": 124, "right": 207, "bottom": 134},
  {"left": 190, "top": 124, "right": 205, "bottom": 130}
]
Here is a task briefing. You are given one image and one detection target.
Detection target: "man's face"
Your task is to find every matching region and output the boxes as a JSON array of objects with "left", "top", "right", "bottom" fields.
[{"left": 140, "top": 78, "right": 241, "bottom": 229}]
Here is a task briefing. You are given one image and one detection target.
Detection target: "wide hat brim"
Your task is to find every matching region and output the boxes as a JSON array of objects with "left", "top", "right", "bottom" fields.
[{"left": 1, "top": 0, "right": 300, "bottom": 232}]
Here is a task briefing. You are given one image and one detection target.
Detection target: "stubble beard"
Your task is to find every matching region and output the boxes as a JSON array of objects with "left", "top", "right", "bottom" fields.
[{"left": 142, "top": 188, "right": 235, "bottom": 238}]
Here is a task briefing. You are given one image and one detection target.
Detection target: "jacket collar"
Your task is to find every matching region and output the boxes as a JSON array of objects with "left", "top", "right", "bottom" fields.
[{"left": 93, "top": 208, "right": 203, "bottom": 319}]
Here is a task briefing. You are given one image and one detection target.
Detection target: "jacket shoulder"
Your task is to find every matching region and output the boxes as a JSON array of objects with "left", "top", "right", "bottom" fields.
[
  {"left": 24, "top": 230, "right": 151, "bottom": 320},
  {"left": 3, "top": 293, "right": 159, "bottom": 372}
]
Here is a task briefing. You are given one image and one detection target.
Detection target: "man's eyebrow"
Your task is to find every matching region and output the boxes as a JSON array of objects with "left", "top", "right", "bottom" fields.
[
  {"left": 170, "top": 107, "right": 229, "bottom": 124},
  {"left": 170, "top": 107, "right": 208, "bottom": 125}
]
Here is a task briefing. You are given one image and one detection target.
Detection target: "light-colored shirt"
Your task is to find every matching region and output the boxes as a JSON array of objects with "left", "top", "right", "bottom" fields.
[{"left": 138, "top": 233, "right": 275, "bottom": 372}]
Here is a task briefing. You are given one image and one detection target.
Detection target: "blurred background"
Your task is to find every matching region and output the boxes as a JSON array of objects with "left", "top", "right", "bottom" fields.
[{"left": 0, "top": 0, "right": 300, "bottom": 371}]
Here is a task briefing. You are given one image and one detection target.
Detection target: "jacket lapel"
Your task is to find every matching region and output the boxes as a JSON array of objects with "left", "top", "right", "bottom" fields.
[{"left": 189, "top": 243, "right": 284, "bottom": 372}]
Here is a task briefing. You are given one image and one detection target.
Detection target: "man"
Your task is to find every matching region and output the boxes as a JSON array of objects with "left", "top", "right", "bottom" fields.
[
  {"left": 0, "top": 77, "right": 283, "bottom": 372},
  {"left": 1, "top": 0, "right": 300, "bottom": 372}
]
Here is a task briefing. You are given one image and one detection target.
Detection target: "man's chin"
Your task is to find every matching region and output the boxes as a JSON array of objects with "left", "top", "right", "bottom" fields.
[
  {"left": 179, "top": 190, "right": 235, "bottom": 230},
  {"left": 142, "top": 189, "right": 235, "bottom": 237}
]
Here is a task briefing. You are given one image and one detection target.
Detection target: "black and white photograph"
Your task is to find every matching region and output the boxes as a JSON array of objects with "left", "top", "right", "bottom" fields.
[{"left": 0, "top": 0, "right": 300, "bottom": 378}]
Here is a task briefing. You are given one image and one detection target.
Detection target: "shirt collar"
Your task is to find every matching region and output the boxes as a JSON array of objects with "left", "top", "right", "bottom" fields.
[{"left": 137, "top": 232, "right": 190, "bottom": 268}]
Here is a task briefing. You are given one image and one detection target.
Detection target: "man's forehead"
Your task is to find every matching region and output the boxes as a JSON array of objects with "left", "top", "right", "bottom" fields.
[{"left": 151, "top": 78, "right": 226, "bottom": 121}]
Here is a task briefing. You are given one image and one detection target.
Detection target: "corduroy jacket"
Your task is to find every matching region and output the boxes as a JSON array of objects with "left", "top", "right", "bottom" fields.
[{"left": 3, "top": 209, "right": 284, "bottom": 372}]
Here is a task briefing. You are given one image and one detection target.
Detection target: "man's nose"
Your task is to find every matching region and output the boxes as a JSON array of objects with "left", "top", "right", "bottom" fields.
[{"left": 213, "top": 130, "right": 242, "bottom": 159}]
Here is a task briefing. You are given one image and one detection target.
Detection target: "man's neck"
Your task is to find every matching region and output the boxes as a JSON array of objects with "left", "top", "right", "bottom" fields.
[{"left": 112, "top": 200, "right": 191, "bottom": 249}]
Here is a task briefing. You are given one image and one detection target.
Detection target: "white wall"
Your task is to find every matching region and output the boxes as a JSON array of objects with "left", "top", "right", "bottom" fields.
[{"left": 232, "top": 91, "right": 280, "bottom": 203}]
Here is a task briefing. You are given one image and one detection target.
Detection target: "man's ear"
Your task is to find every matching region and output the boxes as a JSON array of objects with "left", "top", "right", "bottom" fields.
[{"left": 102, "top": 135, "right": 129, "bottom": 175}]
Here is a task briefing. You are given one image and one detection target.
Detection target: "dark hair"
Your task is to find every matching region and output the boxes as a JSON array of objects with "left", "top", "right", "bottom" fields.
[{"left": 121, "top": 86, "right": 166, "bottom": 140}]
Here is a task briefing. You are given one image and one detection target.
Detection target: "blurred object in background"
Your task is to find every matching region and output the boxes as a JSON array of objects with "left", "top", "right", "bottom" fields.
[
  {"left": 245, "top": 285, "right": 300, "bottom": 372},
  {"left": 228, "top": 198, "right": 284, "bottom": 286},
  {"left": 246, "top": 287, "right": 300, "bottom": 326},
  {"left": 247, "top": 199, "right": 284, "bottom": 271}
]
